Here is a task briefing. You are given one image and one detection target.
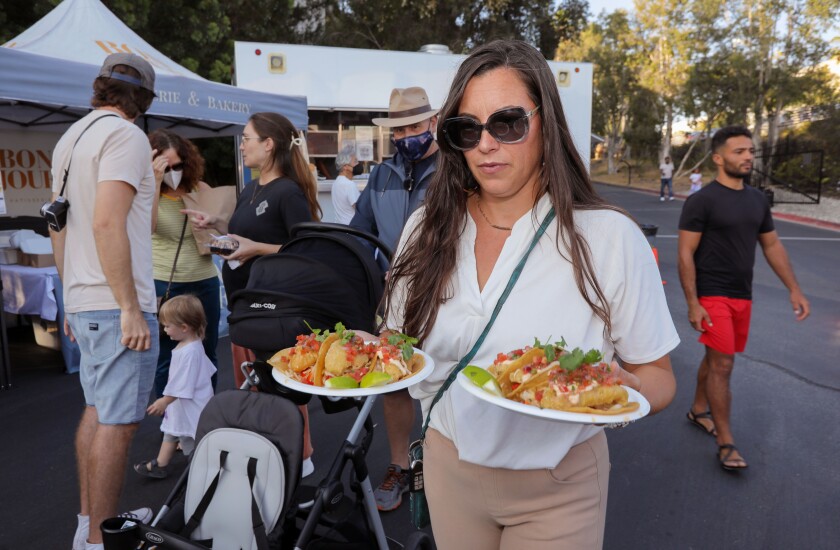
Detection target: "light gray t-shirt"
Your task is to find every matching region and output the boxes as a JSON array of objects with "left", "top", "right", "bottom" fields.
[
  {"left": 51, "top": 110, "right": 156, "bottom": 313},
  {"left": 659, "top": 162, "right": 675, "bottom": 179}
]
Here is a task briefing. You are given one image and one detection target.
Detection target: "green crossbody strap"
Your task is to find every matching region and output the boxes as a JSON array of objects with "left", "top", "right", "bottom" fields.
[{"left": 418, "top": 207, "right": 556, "bottom": 441}]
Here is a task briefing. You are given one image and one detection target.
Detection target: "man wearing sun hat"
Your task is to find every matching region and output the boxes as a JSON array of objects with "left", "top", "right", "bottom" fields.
[
  {"left": 49, "top": 52, "right": 159, "bottom": 550},
  {"left": 350, "top": 86, "right": 439, "bottom": 511}
]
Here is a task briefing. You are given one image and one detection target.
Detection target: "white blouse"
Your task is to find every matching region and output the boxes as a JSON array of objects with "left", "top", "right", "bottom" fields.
[{"left": 386, "top": 194, "right": 680, "bottom": 469}]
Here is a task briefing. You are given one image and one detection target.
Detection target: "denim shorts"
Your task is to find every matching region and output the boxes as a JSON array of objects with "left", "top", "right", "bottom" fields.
[{"left": 67, "top": 310, "right": 159, "bottom": 424}]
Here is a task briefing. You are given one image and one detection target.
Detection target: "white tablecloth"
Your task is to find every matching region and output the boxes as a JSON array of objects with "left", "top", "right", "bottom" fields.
[{"left": 1, "top": 264, "right": 59, "bottom": 321}]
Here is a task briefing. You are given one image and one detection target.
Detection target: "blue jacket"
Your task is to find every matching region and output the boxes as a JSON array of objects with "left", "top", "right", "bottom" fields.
[{"left": 349, "top": 151, "right": 438, "bottom": 255}]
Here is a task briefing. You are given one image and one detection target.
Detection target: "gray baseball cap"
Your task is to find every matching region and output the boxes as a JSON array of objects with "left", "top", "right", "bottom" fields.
[{"left": 98, "top": 53, "right": 156, "bottom": 94}]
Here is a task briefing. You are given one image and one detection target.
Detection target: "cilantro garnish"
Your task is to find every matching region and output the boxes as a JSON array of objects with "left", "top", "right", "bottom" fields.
[
  {"left": 557, "top": 348, "right": 585, "bottom": 371},
  {"left": 388, "top": 333, "right": 418, "bottom": 361},
  {"left": 334, "top": 322, "right": 355, "bottom": 344},
  {"left": 582, "top": 349, "right": 603, "bottom": 364},
  {"left": 303, "top": 320, "right": 329, "bottom": 342},
  {"left": 556, "top": 347, "right": 604, "bottom": 371},
  {"left": 534, "top": 336, "right": 568, "bottom": 363}
]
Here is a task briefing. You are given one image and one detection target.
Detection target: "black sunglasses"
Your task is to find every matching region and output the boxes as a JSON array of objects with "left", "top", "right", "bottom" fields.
[
  {"left": 164, "top": 162, "right": 184, "bottom": 173},
  {"left": 442, "top": 105, "right": 540, "bottom": 151}
]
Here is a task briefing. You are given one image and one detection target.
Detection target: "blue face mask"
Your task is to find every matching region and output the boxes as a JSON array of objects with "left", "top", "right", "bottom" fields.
[{"left": 392, "top": 128, "right": 435, "bottom": 162}]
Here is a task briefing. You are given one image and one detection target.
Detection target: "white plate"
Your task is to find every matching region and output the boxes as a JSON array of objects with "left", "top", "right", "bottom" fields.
[
  {"left": 457, "top": 372, "right": 650, "bottom": 425},
  {"left": 271, "top": 348, "right": 435, "bottom": 397}
]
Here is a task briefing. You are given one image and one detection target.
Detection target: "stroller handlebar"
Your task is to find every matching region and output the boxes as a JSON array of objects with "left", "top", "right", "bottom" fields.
[{"left": 290, "top": 222, "right": 394, "bottom": 262}]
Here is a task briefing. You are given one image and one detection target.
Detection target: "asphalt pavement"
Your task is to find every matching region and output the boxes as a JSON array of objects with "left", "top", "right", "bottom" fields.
[{"left": 0, "top": 182, "right": 837, "bottom": 549}]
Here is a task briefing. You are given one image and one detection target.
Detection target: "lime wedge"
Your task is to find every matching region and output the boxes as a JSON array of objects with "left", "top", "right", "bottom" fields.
[
  {"left": 360, "top": 371, "right": 392, "bottom": 388},
  {"left": 463, "top": 365, "right": 504, "bottom": 396},
  {"left": 325, "top": 375, "right": 359, "bottom": 389}
]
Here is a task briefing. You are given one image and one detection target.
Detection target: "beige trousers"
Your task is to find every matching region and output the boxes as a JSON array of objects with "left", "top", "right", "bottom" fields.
[{"left": 424, "top": 429, "right": 609, "bottom": 550}]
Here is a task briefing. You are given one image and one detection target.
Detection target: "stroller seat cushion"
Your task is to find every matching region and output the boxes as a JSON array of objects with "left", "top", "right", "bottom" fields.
[{"left": 186, "top": 428, "right": 286, "bottom": 549}]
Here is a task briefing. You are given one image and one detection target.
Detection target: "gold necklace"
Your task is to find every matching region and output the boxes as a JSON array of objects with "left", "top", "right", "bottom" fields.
[{"left": 476, "top": 197, "right": 512, "bottom": 231}]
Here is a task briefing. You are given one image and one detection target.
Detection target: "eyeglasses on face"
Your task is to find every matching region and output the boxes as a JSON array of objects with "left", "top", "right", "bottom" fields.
[
  {"left": 442, "top": 105, "right": 540, "bottom": 151},
  {"left": 164, "top": 162, "right": 184, "bottom": 173},
  {"left": 241, "top": 134, "right": 261, "bottom": 142}
]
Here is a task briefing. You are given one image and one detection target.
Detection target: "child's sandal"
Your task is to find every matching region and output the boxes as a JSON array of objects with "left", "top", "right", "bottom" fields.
[{"left": 133, "top": 459, "right": 168, "bottom": 479}]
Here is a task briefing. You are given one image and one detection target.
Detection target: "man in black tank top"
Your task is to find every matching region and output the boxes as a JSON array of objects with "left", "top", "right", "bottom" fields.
[{"left": 678, "top": 126, "right": 810, "bottom": 471}]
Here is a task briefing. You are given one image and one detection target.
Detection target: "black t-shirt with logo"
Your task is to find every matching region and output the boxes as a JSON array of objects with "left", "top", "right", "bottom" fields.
[
  {"left": 222, "top": 177, "right": 314, "bottom": 299},
  {"left": 678, "top": 180, "right": 774, "bottom": 300}
]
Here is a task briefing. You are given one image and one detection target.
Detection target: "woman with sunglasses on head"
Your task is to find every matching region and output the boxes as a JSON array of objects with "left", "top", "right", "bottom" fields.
[
  {"left": 182, "top": 112, "right": 320, "bottom": 474},
  {"left": 381, "top": 41, "right": 679, "bottom": 548},
  {"left": 149, "top": 129, "right": 221, "bottom": 398}
]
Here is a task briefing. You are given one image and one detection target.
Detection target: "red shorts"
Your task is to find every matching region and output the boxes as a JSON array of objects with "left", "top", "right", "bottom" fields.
[{"left": 698, "top": 296, "right": 752, "bottom": 355}]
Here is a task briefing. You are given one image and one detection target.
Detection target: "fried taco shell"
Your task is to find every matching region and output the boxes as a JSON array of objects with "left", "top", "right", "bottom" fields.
[
  {"left": 268, "top": 348, "right": 293, "bottom": 372},
  {"left": 314, "top": 333, "right": 338, "bottom": 386},
  {"left": 495, "top": 348, "right": 545, "bottom": 395}
]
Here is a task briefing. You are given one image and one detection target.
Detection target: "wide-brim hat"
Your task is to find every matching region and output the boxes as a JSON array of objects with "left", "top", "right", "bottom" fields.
[
  {"left": 372, "top": 87, "right": 439, "bottom": 127},
  {"left": 98, "top": 53, "right": 156, "bottom": 95}
]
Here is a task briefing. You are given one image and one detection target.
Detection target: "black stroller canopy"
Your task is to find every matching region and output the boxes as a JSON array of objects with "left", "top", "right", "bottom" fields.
[{"left": 228, "top": 225, "right": 387, "bottom": 359}]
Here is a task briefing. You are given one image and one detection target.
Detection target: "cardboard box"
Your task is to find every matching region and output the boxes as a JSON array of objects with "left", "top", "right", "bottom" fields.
[
  {"left": 0, "top": 247, "right": 18, "bottom": 265},
  {"left": 30, "top": 315, "right": 61, "bottom": 351},
  {"left": 17, "top": 251, "right": 56, "bottom": 268}
]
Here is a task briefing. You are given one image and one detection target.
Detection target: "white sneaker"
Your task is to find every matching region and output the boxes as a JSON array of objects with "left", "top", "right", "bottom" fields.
[
  {"left": 669, "top": 196, "right": 675, "bottom": 201},
  {"left": 119, "top": 507, "right": 153, "bottom": 523},
  {"left": 73, "top": 515, "right": 90, "bottom": 550},
  {"left": 73, "top": 508, "right": 151, "bottom": 550},
  {"left": 659, "top": 197, "right": 665, "bottom": 202},
  {"left": 302, "top": 457, "right": 315, "bottom": 478}
]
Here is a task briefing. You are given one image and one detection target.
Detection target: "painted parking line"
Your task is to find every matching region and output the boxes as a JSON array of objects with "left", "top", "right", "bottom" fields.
[{"left": 654, "top": 234, "right": 840, "bottom": 241}]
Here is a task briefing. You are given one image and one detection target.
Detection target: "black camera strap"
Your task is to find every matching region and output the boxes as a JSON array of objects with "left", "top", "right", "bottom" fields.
[{"left": 58, "top": 113, "right": 120, "bottom": 198}]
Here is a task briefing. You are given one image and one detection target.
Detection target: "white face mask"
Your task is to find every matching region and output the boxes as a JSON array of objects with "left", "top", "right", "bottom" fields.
[{"left": 163, "top": 169, "right": 183, "bottom": 190}]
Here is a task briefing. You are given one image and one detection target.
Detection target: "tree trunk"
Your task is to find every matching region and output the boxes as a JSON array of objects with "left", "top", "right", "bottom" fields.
[
  {"left": 661, "top": 103, "right": 673, "bottom": 160},
  {"left": 674, "top": 136, "right": 699, "bottom": 179}
]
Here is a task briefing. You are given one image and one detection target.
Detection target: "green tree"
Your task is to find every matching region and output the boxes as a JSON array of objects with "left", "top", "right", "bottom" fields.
[
  {"left": 634, "top": 0, "right": 692, "bottom": 161},
  {"left": 559, "top": 10, "right": 644, "bottom": 173}
]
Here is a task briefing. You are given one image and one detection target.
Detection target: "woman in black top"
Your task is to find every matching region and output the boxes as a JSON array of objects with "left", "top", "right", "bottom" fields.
[
  {"left": 183, "top": 112, "right": 321, "bottom": 472},
  {"left": 185, "top": 112, "right": 321, "bottom": 300}
]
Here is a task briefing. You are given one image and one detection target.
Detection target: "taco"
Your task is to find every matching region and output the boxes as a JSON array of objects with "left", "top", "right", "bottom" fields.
[
  {"left": 488, "top": 346, "right": 545, "bottom": 395},
  {"left": 268, "top": 327, "right": 332, "bottom": 385},
  {"left": 373, "top": 333, "right": 425, "bottom": 382},
  {"left": 495, "top": 341, "right": 639, "bottom": 415}
]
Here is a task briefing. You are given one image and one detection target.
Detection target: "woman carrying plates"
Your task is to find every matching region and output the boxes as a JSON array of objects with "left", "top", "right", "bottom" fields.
[{"left": 380, "top": 40, "right": 680, "bottom": 549}]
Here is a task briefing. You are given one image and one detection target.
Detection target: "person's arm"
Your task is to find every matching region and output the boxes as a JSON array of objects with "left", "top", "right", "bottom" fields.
[
  {"left": 758, "top": 230, "right": 810, "bottom": 320},
  {"left": 348, "top": 180, "right": 377, "bottom": 237},
  {"left": 617, "top": 355, "right": 675, "bottom": 414},
  {"left": 93, "top": 180, "right": 150, "bottom": 351},
  {"left": 182, "top": 208, "right": 224, "bottom": 233},
  {"left": 223, "top": 235, "right": 281, "bottom": 262},
  {"left": 150, "top": 150, "right": 166, "bottom": 233},
  {"left": 147, "top": 395, "right": 176, "bottom": 416},
  {"left": 678, "top": 229, "right": 711, "bottom": 331}
]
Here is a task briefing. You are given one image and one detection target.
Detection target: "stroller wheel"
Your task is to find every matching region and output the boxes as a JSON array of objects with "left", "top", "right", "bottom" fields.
[{"left": 404, "top": 531, "right": 435, "bottom": 550}]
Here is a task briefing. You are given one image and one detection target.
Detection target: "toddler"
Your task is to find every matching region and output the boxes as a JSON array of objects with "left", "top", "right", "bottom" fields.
[
  {"left": 689, "top": 167, "right": 703, "bottom": 195},
  {"left": 135, "top": 295, "right": 216, "bottom": 479}
]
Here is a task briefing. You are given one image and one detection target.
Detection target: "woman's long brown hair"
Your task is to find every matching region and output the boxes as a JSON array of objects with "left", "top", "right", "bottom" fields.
[
  {"left": 249, "top": 112, "right": 322, "bottom": 220},
  {"left": 383, "top": 40, "right": 626, "bottom": 344}
]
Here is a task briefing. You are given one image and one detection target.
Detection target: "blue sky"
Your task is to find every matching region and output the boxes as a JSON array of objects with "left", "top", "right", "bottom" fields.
[{"left": 587, "top": 0, "right": 634, "bottom": 17}]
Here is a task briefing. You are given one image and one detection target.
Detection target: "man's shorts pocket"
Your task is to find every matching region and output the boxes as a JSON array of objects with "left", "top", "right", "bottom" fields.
[{"left": 83, "top": 314, "right": 119, "bottom": 361}]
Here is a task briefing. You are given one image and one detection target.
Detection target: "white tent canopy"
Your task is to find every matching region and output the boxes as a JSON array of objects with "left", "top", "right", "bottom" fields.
[{"left": 0, "top": 0, "right": 307, "bottom": 136}]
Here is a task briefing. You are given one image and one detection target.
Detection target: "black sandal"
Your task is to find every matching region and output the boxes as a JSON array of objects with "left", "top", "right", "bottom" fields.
[
  {"left": 133, "top": 459, "right": 169, "bottom": 479},
  {"left": 687, "top": 409, "right": 717, "bottom": 437},
  {"left": 718, "top": 444, "right": 748, "bottom": 471}
]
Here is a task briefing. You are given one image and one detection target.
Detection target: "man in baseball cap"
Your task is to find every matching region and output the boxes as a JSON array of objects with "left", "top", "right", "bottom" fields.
[
  {"left": 97, "top": 52, "right": 157, "bottom": 95},
  {"left": 349, "top": 86, "right": 439, "bottom": 512},
  {"left": 52, "top": 52, "right": 159, "bottom": 549}
]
